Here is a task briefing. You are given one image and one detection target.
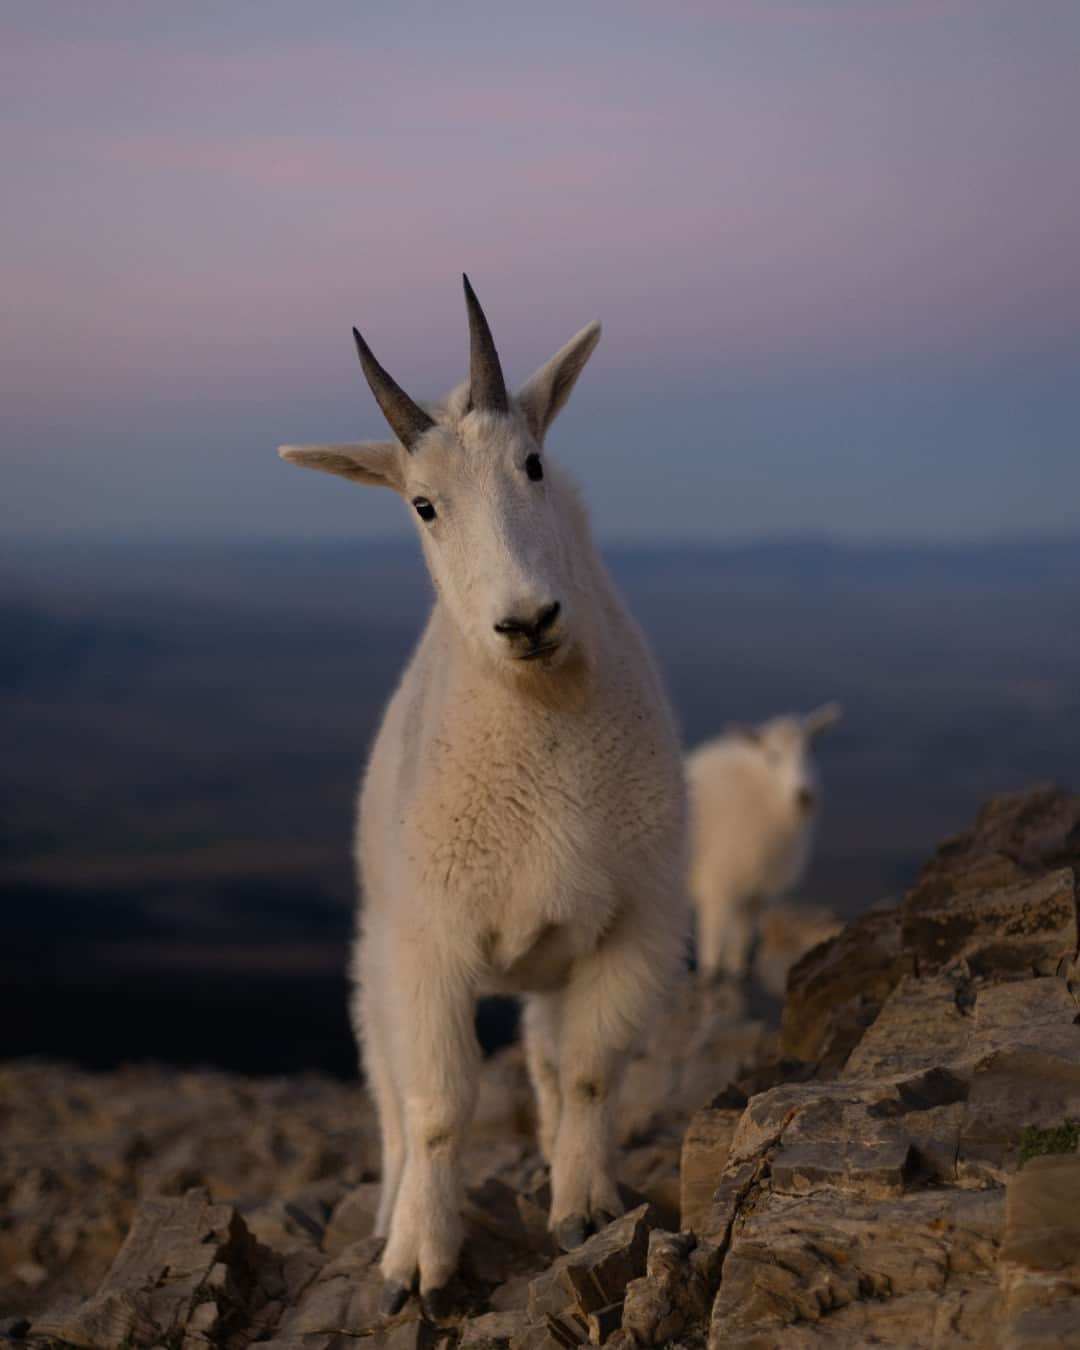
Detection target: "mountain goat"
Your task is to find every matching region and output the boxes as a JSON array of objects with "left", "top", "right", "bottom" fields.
[
  {"left": 687, "top": 703, "right": 841, "bottom": 981},
  {"left": 279, "top": 278, "right": 686, "bottom": 1316}
]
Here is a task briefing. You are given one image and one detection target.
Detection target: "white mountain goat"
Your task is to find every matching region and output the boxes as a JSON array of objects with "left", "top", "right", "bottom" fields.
[
  {"left": 686, "top": 703, "right": 841, "bottom": 981},
  {"left": 279, "top": 278, "right": 686, "bottom": 1316}
]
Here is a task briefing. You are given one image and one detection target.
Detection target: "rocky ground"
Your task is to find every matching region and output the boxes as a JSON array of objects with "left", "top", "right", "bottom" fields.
[{"left": 2, "top": 785, "right": 1079, "bottom": 1350}]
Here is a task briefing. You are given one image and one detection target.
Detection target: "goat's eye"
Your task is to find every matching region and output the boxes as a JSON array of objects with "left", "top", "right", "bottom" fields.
[
  {"left": 525, "top": 453, "right": 543, "bottom": 482},
  {"left": 413, "top": 497, "right": 436, "bottom": 522}
]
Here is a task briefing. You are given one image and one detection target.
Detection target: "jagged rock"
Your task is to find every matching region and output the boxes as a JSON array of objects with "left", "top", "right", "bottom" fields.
[
  {"left": 679, "top": 1093, "right": 745, "bottom": 1233},
  {"left": 321, "top": 1182, "right": 380, "bottom": 1255},
  {"left": 461, "top": 1309, "right": 528, "bottom": 1348},
  {"left": 781, "top": 905, "right": 906, "bottom": 1068},
  {"left": 921, "top": 784, "right": 1080, "bottom": 882},
  {"left": 526, "top": 1205, "right": 654, "bottom": 1323},
  {"left": 621, "top": 1230, "right": 710, "bottom": 1345},
  {"left": 271, "top": 1237, "right": 382, "bottom": 1339},
  {"left": 377, "top": 1319, "right": 442, "bottom": 1350},
  {"left": 9, "top": 785, "right": 1080, "bottom": 1350},
  {"left": 903, "top": 867, "right": 1077, "bottom": 978},
  {"left": 841, "top": 975, "right": 973, "bottom": 1080},
  {"left": 708, "top": 1189, "right": 1004, "bottom": 1348},
  {"left": 617, "top": 1142, "right": 680, "bottom": 1229},
  {"left": 999, "top": 1153, "right": 1080, "bottom": 1349},
  {"left": 31, "top": 1189, "right": 260, "bottom": 1349}
]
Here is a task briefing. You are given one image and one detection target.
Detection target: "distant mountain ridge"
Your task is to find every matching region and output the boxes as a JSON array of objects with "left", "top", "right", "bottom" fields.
[{"left": 3, "top": 533, "right": 1079, "bottom": 1072}]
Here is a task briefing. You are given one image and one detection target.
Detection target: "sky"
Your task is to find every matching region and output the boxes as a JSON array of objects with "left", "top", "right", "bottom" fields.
[{"left": 2, "top": 0, "right": 1079, "bottom": 544}]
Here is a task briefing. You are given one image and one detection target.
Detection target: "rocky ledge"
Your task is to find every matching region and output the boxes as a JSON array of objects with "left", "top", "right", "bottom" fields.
[{"left": 3, "top": 785, "right": 1079, "bottom": 1350}]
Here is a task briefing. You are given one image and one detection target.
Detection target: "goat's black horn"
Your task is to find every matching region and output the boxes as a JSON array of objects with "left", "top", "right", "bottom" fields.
[
  {"left": 463, "top": 274, "right": 508, "bottom": 414},
  {"left": 352, "top": 327, "right": 435, "bottom": 451}
]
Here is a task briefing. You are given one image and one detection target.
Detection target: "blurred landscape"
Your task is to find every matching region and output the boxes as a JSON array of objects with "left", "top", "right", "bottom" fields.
[{"left": 4, "top": 533, "right": 1080, "bottom": 1077}]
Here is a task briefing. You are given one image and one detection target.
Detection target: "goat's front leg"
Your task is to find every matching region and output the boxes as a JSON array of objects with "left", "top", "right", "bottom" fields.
[
  {"left": 548, "top": 903, "right": 681, "bottom": 1250},
  {"left": 379, "top": 937, "right": 479, "bottom": 1318}
]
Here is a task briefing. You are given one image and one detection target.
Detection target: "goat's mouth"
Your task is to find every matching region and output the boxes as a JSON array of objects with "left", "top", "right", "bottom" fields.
[{"left": 516, "top": 641, "right": 561, "bottom": 663}]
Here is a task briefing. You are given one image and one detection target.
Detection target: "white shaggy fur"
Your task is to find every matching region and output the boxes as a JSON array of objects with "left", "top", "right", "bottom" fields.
[
  {"left": 686, "top": 703, "right": 841, "bottom": 980},
  {"left": 278, "top": 286, "right": 686, "bottom": 1304}
]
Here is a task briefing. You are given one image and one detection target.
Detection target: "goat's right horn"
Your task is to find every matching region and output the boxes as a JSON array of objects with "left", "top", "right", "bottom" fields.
[
  {"left": 352, "top": 327, "right": 435, "bottom": 451},
  {"left": 463, "top": 274, "right": 509, "bottom": 414}
]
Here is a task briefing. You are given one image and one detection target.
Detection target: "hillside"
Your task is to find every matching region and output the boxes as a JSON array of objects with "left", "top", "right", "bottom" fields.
[{"left": 3, "top": 784, "right": 1079, "bottom": 1349}]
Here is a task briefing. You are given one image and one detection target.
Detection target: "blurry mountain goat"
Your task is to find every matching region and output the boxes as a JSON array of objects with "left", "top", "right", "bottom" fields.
[
  {"left": 278, "top": 278, "right": 686, "bottom": 1315},
  {"left": 687, "top": 703, "right": 841, "bottom": 980}
]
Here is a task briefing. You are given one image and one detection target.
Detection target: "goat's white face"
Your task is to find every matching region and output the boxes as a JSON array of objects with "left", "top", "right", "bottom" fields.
[
  {"left": 738, "top": 702, "right": 842, "bottom": 815},
  {"left": 399, "top": 405, "right": 582, "bottom": 669},
  {"left": 279, "top": 277, "right": 601, "bottom": 674}
]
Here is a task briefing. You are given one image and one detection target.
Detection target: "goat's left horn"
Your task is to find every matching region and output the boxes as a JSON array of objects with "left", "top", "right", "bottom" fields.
[{"left": 463, "top": 274, "right": 508, "bottom": 414}]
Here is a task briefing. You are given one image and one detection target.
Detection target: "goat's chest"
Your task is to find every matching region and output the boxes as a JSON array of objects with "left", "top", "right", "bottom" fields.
[{"left": 403, "top": 695, "right": 661, "bottom": 914}]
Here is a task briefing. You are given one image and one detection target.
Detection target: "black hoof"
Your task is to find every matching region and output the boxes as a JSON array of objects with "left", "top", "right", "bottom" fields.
[
  {"left": 421, "top": 1284, "right": 455, "bottom": 1322},
  {"left": 380, "top": 1280, "right": 410, "bottom": 1318},
  {"left": 553, "top": 1214, "right": 590, "bottom": 1251},
  {"left": 593, "top": 1209, "right": 617, "bottom": 1230}
]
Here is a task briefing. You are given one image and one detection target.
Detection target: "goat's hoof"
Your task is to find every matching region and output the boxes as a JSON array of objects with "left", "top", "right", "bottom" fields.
[
  {"left": 593, "top": 1209, "right": 617, "bottom": 1230},
  {"left": 553, "top": 1214, "right": 590, "bottom": 1251},
  {"left": 380, "top": 1281, "right": 411, "bottom": 1318},
  {"left": 421, "top": 1284, "right": 455, "bottom": 1322}
]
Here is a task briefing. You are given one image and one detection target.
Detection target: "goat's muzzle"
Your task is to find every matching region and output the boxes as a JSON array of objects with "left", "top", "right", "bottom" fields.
[
  {"left": 796, "top": 786, "right": 816, "bottom": 812},
  {"left": 494, "top": 601, "right": 562, "bottom": 661}
]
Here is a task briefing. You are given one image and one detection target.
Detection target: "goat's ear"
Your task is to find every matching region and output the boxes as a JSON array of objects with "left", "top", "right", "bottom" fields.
[
  {"left": 278, "top": 441, "right": 403, "bottom": 491},
  {"left": 804, "top": 702, "right": 843, "bottom": 739},
  {"left": 517, "top": 321, "right": 601, "bottom": 443}
]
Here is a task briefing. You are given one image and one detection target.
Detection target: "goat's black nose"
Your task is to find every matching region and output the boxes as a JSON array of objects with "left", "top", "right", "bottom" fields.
[
  {"left": 494, "top": 601, "right": 561, "bottom": 641},
  {"left": 796, "top": 786, "right": 816, "bottom": 812}
]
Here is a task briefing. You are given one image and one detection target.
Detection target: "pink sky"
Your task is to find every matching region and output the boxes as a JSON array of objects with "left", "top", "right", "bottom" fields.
[{"left": 2, "top": 0, "right": 1079, "bottom": 541}]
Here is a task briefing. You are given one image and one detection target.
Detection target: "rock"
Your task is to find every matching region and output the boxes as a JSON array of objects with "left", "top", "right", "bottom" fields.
[
  {"left": 461, "top": 1309, "right": 528, "bottom": 1348},
  {"left": 10, "top": 784, "right": 1080, "bottom": 1350},
  {"left": 584, "top": 1302, "right": 622, "bottom": 1344},
  {"left": 770, "top": 1137, "right": 913, "bottom": 1199},
  {"left": 621, "top": 1230, "right": 710, "bottom": 1345},
  {"left": 999, "top": 1153, "right": 1080, "bottom": 1348},
  {"left": 841, "top": 975, "right": 972, "bottom": 1080},
  {"left": 679, "top": 1096, "right": 745, "bottom": 1234},
  {"left": 31, "top": 1188, "right": 260, "bottom": 1349},
  {"left": 781, "top": 905, "right": 906, "bottom": 1068},
  {"left": 272, "top": 1238, "right": 383, "bottom": 1340},
  {"left": 376, "top": 1319, "right": 442, "bottom": 1350},
  {"left": 321, "top": 1182, "right": 380, "bottom": 1255},
  {"left": 924, "top": 784, "right": 1080, "bottom": 880},
  {"left": 617, "top": 1142, "right": 680, "bottom": 1229},
  {"left": 903, "top": 867, "right": 1078, "bottom": 978},
  {"left": 526, "top": 1205, "right": 655, "bottom": 1322},
  {"left": 708, "top": 1189, "right": 1003, "bottom": 1348},
  {"left": 490, "top": 1273, "right": 539, "bottom": 1313}
]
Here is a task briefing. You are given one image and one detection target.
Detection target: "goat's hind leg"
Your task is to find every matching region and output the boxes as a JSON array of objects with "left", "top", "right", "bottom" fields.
[{"left": 522, "top": 993, "right": 561, "bottom": 1163}]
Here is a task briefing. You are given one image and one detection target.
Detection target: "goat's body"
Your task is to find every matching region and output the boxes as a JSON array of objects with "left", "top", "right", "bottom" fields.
[
  {"left": 351, "top": 493, "right": 686, "bottom": 1290},
  {"left": 687, "top": 735, "right": 814, "bottom": 979},
  {"left": 283, "top": 278, "right": 687, "bottom": 1304}
]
